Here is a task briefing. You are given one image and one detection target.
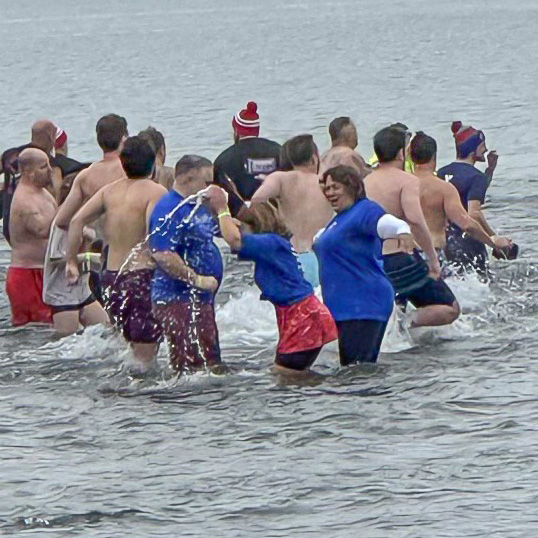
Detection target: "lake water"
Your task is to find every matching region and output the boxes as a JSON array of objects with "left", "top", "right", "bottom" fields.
[{"left": 1, "top": 0, "right": 538, "bottom": 536}]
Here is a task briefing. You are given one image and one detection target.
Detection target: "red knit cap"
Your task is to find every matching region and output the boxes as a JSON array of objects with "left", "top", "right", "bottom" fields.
[
  {"left": 451, "top": 121, "right": 485, "bottom": 158},
  {"left": 54, "top": 124, "right": 67, "bottom": 149},
  {"left": 232, "top": 101, "right": 260, "bottom": 137}
]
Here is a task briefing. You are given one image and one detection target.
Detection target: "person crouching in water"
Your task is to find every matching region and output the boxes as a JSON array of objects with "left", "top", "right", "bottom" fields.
[
  {"left": 314, "top": 165, "right": 412, "bottom": 365},
  {"left": 206, "top": 186, "right": 337, "bottom": 372}
]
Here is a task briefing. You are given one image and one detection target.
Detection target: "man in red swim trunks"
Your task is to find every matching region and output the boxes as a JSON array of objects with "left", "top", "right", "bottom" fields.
[{"left": 6, "top": 148, "right": 56, "bottom": 326}]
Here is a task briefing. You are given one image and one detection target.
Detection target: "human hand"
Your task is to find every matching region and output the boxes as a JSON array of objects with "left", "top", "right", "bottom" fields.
[
  {"left": 427, "top": 256, "right": 441, "bottom": 280},
  {"left": 66, "top": 260, "right": 80, "bottom": 285},
  {"left": 196, "top": 275, "right": 219, "bottom": 292},
  {"left": 82, "top": 226, "right": 97, "bottom": 243},
  {"left": 492, "top": 235, "right": 512, "bottom": 250},
  {"left": 487, "top": 150, "right": 499, "bottom": 172},
  {"left": 204, "top": 185, "right": 229, "bottom": 213}
]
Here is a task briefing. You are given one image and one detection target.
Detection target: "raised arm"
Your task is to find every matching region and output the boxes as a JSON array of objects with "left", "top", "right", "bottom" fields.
[
  {"left": 251, "top": 172, "right": 282, "bottom": 204},
  {"left": 205, "top": 185, "right": 242, "bottom": 251},
  {"left": 400, "top": 178, "right": 440, "bottom": 279},
  {"left": 56, "top": 171, "right": 86, "bottom": 229},
  {"left": 65, "top": 188, "right": 106, "bottom": 284}
]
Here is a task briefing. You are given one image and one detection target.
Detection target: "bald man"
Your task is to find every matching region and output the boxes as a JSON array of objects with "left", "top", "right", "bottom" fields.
[
  {"left": 1, "top": 119, "right": 62, "bottom": 243},
  {"left": 6, "top": 149, "right": 57, "bottom": 326},
  {"left": 320, "top": 117, "right": 370, "bottom": 178}
]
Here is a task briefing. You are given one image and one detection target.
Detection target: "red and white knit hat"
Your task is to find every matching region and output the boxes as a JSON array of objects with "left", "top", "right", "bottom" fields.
[
  {"left": 54, "top": 124, "right": 67, "bottom": 150},
  {"left": 232, "top": 101, "right": 260, "bottom": 137}
]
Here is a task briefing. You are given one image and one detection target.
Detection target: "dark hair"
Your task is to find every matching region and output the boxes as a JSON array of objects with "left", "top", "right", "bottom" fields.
[
  {"left": 321, "top": 165, "right": 366, "bottom": 201},
  {"left": 279, "top": 140, "right": 294, "bottom": 171},
  {"left": 410, "top": 132, "right": 437, "bottom": 164},
  {"left": 119, "top": 136, "right": 155, "bottom": 178},
  {"left": 373, "top": 127, "right": 406, "bottom": 163},
  {"left": 328, "top": 117, "right": 353, "bottom": 142},
  {"left": 96, "top": 114, "right": 128, "bottom": 152},
  {"left": 174, "top": 155, "right": 212, "bottom": 177},
  {"left": 243, "top": 202, "right": 290, "bottom": 237},
  {"left": 283, "top": 134, "right": 318, "bottom": 167},
  {"left": 390, "top": 122, "right": 409, "bottom": 132},
  {"left": 138, "top": 126, "right": 166, "bottom": 154}
]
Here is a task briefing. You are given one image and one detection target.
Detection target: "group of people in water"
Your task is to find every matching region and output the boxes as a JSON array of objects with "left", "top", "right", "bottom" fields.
[{"left": 0, "top": 102, "right": 516, "bottom": 375}]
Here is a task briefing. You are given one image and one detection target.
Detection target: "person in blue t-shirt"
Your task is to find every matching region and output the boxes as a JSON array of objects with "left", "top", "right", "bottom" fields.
[
  {"left": 437, "top": 122, "right": 514, "bottom": 277},
  {"left": 205, "top": 187, "right": 337, "bottom": 372},
  {"left": 314, "top": 165, "right": 412, "bottom": 365},
  {"left": 149, "top": 155, "right": 225, "bottom": 375}
]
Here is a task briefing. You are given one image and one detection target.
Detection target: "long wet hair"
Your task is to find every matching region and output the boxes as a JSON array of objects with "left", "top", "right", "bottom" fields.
[
  {"left": 321, "top": 165, "right": 366, "bottom": 202},
  {"left": 242, "top": 202, "right": 291, "bottom": 238}
]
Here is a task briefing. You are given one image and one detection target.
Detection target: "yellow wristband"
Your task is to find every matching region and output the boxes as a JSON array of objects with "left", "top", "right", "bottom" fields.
[
  {"left": 217, "top": 209, "right": 231, "bottom": 219},
  {"left": 194, "top": 274, "right": 202, "bottom": 288}
]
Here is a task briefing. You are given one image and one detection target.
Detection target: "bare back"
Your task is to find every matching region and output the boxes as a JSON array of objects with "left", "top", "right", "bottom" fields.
[
  {"left": 364, "top": 166, "right": 411, "bottom": 218},
  {"left": 79, "top": 157, "right": 125, "bottom": 201},
  {"left": 273, "top": 171, "right": 333, "bottom": 252},
  {"left": 10, "top": 183, "right": 57, "bottom": 267},
  {"left": 320, "top": 146, "right": 370, "bottom": 178},
  {"left": 417, "top": 172, "right": 450, "bottom": 249},
  {"left": 102, "top": 179, "right": 167, "bottom": 270}
]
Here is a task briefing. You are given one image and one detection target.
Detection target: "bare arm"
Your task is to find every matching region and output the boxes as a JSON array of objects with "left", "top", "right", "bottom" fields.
[
  {"left": 66, "top": 189, "right": 106, "bottom": 267},
  {"left": 56, "top": 172, "right": 85, "bottom": 229},
  {"left": 443, "top": 186, "right": 495, "bottom": 247},
  {"left": 251, "top": 173, "right": 282, "bottom": 204},
  {"left": 51, "top": 167, "right": 63, "bottom": 202},
  {"left": 145, "top": 185, "right": 168, "bottom": 230},
  {"left": 468, "top": 200, "right": 495, "bottom": 237},
  {"left": 152, "top": 251, "right": 217, "bottom": 291},
  {"left": 400, "top": 180, "right": 437, "bottom": 262}
]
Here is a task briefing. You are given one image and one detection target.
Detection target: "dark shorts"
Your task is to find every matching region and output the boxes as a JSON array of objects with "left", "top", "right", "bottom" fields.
[
  {"left": 153, "top": 301, "right": 221, "bottom": 373},
  {"left": 336, "top": 319, "right": 388, "bottom": 365},
  {"left": 51, "top": 294, "right": 96, "bottom": 315},
  {"left": 383, "top": 252, "right": 456, "bottom": 308},
  {"left": 275, "top": 347, "right": 322, "bottom": 371},
  {"left": 105, "top": 269, "right": 162, "bottom": 344}
]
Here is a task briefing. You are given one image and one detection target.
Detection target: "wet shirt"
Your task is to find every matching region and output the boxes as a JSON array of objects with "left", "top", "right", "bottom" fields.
[
  {"left": 237, "top": 233, "right": 313, "bottom": 306},
  {"left": 43, "top": 222, "right": 92, "bottom": 307},
  {"left": 214, "top": 137, "right": 281, "bottom": 214},
  {"left": 314, "top": 198, "right": 394, "bottom": 322},
  {"left": 149, "top": 190, "right": 223, "bottom": 304},
  {"left": 437, "top": 162, "right": 488, "bottom": 210}
]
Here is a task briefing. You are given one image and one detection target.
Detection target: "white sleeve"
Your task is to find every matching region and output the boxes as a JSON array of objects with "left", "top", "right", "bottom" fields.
[{"left": 376, "top": 214, "right": 411, "bottom": 239}]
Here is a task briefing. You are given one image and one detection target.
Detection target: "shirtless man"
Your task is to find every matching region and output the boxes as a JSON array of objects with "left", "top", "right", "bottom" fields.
[
  {"left": 411, "top": 132, "right": 511, "bottom": 259},
  {"left": 1, "top": 120, "right": 62, "bottom": 242},
  {"left": 364, "top": 126, "right": 458, "bottom": 328},
  {"left": 6, "top": 149, "right": 56, "bottom": 326},
  {"left": 251, "top": 134, "right": 333, "bottom": 287},
  {"left": 320, "top": 117, "right": 370, "bottom": 177},
  {"left": 56, "top": 114, "right": 128, "bottom": 229},
  {"left": 65, "top": 136, "right": 167, "bottom": 369},
  {"left": 138, "top": 126, "right": 174, "bottom": 190}
]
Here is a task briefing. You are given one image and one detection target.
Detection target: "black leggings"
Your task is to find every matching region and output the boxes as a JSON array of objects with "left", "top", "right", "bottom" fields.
[
  {"left": 275, "top": 347, "right": 323, "bottom": 371},
  {"left": 336, "top": 320, "right": 388, "bottom": 366}
]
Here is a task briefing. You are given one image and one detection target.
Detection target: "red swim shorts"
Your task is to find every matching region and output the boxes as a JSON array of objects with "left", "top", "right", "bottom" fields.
[
  {"left": 275, "top": 294, "right": 337, "bottom": 354},
  {"left": 6, "top": 267, "right": 53, "bottom": 327}
]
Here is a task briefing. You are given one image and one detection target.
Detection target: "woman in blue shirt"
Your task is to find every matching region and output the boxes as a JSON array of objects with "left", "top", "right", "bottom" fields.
[
  {"left": 206, "top": 187, "right": 337, "bottom": 372},
  {"left": 314, "top": 165, "right": 411, "bottom": 365}
]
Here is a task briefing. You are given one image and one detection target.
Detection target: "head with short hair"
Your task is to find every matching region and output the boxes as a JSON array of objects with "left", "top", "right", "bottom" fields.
[
  {"left": 410, "top": 131, "right": 437, "bottom": 166},
  {"left": 96, "top": 114, "right": 128, "bottom": 153},
  {"left": 242, "top": 202, "right": 290, "bottom": 237},
  {"left": 282, "top": 134, "right": 319, "bottom": 170},
  {"left": 328, "top": 117, "right": 358, "bottom": 149},
  {"left": 138, "top": 126, "right": 166, "bottom": 163},
  {"left": 119, "top": 136, "right": 155, "bottom": 179},
  {"left": 373, "top": 126, "right": 407, "bottom": 163},
  {"left": 321, "top": 165, "right": 366, "bottom": 201},
  {"left": 174, "top": 155, "right": 213, "bottom": 194},
  {"left": 31, "top": 119, "right": 56, "bottom": 154},
  {"left": 18, "top": 148, "right": 53, "bottom": 188}
]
